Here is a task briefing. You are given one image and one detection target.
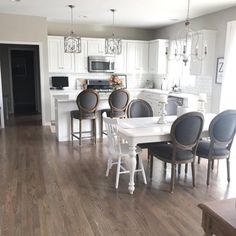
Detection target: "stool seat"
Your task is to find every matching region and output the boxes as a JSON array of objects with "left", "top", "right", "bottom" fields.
[{"left": 71, "top": 110, "right": 96, "bottom": 120}]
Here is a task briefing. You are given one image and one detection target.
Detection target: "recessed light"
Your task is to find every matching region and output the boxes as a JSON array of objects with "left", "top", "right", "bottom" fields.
[{"left": 11, "top": 0, "right": 21, "bottom": 2}]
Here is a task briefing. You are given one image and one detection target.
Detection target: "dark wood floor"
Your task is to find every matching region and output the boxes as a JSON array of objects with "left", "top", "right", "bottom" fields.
[{"left": 0, "top": 117, "right": 236, "bottom": 236}]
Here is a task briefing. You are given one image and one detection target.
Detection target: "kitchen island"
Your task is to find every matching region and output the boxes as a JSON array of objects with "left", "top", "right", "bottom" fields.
[{"left": 54, "top": 89, "right": 199, "bottom": 142}]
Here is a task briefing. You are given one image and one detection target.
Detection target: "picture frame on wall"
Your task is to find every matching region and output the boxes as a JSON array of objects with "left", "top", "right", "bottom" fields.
[{"left": 216, "top": 57, "right": 224, "bottom": 84}]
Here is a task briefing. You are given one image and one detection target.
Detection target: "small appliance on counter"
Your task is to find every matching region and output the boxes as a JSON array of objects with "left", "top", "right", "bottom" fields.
[{"left": 51, "top": 76, "right": 69, "bottom": 90}]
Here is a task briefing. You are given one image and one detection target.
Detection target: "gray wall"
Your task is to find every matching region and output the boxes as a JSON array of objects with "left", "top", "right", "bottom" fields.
[
  {"left": 48, "top": 22, "right": 155, "bottom": 40},
  {"left": 0, "top": 13, "right": 49, "bottom": 124},
  {"left": 154, "top": 6, "right": 236, "bottom": 112}
]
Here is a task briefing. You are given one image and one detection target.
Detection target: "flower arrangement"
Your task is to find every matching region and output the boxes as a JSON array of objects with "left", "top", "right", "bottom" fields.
[{"left": 109, "top": 75, "right": 123, "bottom": 90}]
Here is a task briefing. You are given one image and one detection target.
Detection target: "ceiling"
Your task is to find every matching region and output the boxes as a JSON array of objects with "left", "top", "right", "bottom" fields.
[{"left": 1, "top": 0, "right": 236, "bottom": 28}]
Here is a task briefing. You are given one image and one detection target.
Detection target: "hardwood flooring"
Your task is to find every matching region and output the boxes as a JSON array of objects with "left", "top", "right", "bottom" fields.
[{"left": 0, "top": 117, "right": 236, "bottom": 236}]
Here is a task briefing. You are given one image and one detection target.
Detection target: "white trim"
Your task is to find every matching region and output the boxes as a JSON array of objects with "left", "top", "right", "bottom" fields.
[
  {"left": 0, "top": 65, "right": 5, "bottom": 128},
  {"left": 0, "top": 40, "right": 46, "bottom": 126}
]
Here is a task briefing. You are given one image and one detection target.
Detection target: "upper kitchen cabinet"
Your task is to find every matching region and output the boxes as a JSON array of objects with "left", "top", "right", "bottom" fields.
[
  {"left": 190, "top": 30, "right": 216, "bottom": 76},
  {"left": 149, "top": 39, "right": 168, "bottom": 74},
  {"left": 87, "top": 38, "right": 105, "bottom": 56},
  {"left": 114, "top": 41, "right": 127, "bottom": 73},
  {"left": 74, "top": 38, "right": 88, "bottom": 73},
  {"left": 126, "top": 41, "right": 149, "bottom": 73},
  {"left": 48, "top": 36, "right": 74, "bottom": 73}
]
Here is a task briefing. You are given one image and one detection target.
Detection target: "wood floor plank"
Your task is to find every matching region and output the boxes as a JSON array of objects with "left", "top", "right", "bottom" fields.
[{"left": 0, "top": 116, "right": 235, "bottom": 236}]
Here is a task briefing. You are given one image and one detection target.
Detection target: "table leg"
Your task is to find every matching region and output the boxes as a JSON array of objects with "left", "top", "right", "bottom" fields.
[{"left": 128, "top": 145, "right": 137, "bottom": 195}]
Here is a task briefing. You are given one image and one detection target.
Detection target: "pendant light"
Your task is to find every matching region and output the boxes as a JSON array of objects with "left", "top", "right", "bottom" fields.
[
  {"left": 165, "top": 0, "right": 207, "bottom": 66},
  {"left": 64, "top": 5, "right": 81, "bottom": 53},
  {"left": 105, "top": 9, "right": 122, "bottom": 55}
]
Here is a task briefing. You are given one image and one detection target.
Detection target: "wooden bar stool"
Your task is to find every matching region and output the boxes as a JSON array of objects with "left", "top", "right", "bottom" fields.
[{"left": 70, "top": 89, "right": 99, "bottom": 145}]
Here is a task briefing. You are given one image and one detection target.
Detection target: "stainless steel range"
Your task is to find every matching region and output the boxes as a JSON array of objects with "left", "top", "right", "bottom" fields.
[{"left": 86, "top": 79, "right": 113, "bottom": 93}]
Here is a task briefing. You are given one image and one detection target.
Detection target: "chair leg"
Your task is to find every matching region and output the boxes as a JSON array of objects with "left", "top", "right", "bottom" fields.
[
  {"left": 164, "top": 162, "right": 167, "bottom": 171},
  {"left": 79, "top": 119, "right": 82, "bottom": 145},
  {"left": 211, "top": 160, "right": 214, "bottom": 170},
  {"left": 226, "top": 158, "right": 230, "bottom": 182},
  {"left": 94, "top": 119, "right": 96, "bottom": 144},
  {"left": 178, "top": 164, "right": 181, "bottom": 175},
  {"left": 185, "top": 164, "right": 188, "bottom": 174},
  {"left": 150, "top": 155, "right": 153, "bottom": 179},
  {"left": 170, "top": 164, "right": 176, "bottom": 193},
  {"left": 147, "top": 149, "right": 150, "bottom": 162},
  {"left": 191, "top": 162, "right": 195, "bottom": 187},
  {"left": 101, "top": 112, "right": 103, "bottom": 137},
  {"left": 207, "top": 160, "right": 211, "bottom": 186},
  {"left": 106, "top": 158, "right": 112, "bottom": 176},
  {"left": 71, "top": 116, "right": 74, "bottom": 143},
  {"left": 197, "top": 156, "right": 200, "bottom": 164},
  {"left": 139, "top": 156, "right": 147, "bottom": 184},
  {"left": 115, "top": 156, "right": 121, "bottom": 189},
  {"left": 136, "top": 154, "right": 139, "bottom": 170}
]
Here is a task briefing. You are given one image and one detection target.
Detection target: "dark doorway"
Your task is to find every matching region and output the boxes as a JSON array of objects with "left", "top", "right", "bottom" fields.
[{"left": 11, "top": 49, "right": 39, "bottom": 115}]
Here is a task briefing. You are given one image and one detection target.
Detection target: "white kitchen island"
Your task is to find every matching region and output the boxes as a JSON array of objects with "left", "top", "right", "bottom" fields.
[{"left": 54, "top": 89, "right": 199, "bottom": 142}]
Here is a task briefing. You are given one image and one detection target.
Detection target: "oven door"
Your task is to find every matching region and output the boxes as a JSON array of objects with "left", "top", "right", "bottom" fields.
[{"left": 88, "top": 57, "right": 115, "bottom": 73}]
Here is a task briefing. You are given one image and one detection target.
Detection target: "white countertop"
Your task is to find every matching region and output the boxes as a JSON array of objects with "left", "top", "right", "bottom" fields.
[{"left": 54, "top": 88, "right": 198, "bottom": 103}]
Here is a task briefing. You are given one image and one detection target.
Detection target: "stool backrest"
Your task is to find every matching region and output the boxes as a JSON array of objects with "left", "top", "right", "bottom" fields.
[
  {"left": 76, "top": 89, "right": 99, "bottom": 113},
  {"left": 127, "top": 99, "right": 153, "bottom": 118},
  {"left": 108, "top": 89, "right": 130, "bottom": 118}
]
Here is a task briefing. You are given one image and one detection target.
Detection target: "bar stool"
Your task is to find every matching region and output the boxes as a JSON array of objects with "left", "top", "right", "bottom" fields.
[
  {"left": 70, "top": 89, "right": 99, "bottom": 145},
  {"left": 101, "top": 89, "right": 130, "bottom": 136}
]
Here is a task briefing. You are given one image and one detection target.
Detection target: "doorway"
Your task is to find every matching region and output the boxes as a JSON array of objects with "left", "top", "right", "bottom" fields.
[{"left": 11, "top": 50, "right": 37, "bottom": 114}]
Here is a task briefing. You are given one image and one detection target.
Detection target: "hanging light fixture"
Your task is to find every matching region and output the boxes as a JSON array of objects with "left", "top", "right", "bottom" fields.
[
  {"left": 105, "top": 9, "right": 122, "bottom": 55},
  {"left": 165, "top": 0, "right": 207, "bottom": 66},
  {"left": 64, "top": 5, "right": 81, "bottom": 53}
]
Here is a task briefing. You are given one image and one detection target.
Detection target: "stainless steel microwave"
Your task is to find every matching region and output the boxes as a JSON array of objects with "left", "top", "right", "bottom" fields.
[{"left": 88, "top": 56, "right": 115, "bottom": 73}]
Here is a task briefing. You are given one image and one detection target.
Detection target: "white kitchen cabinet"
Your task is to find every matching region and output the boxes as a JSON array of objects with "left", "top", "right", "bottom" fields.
[
  {"left": 114, "top": 42, "right": 127, "bottom": 73},
  {"left": 149, "top": 39, "right": 168, "bottom": 74},
  {"left": 126, "top": 41, "right": 149, "bottom": 73},
  {"left": 87, "top": 38, "right": 105, "bottom": 56},
  {"left": 190, "top": 30, "right": 216, "bottom": 76},
  {"left": 48, "top": 36, "right": 74, "bottom": 73},
  {"left": 74, "top": 39, "right": 88, "bottom": 73}
]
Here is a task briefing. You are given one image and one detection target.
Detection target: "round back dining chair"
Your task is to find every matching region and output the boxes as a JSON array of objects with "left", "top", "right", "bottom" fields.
[
  {"left": 150, "top": 112, "right": 204, "bottom": 192},
  {"left": 197, "top": 109, "right": 236, "bottom": 185},
  {"left": 127, "top": 99, "right": 153, "bottom": 118}
]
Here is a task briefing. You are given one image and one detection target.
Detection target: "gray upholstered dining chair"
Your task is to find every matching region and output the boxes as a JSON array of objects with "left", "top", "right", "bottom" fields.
[
  {"left": 70, "top": 89, "right": 99, "bottom": 145},
  {"left": 196, "top": 109, "right": 236, "bottom": 185},
  {"left": 150, "top": 112, "right": 204, "bottom": 192},
  {"left": 101, "top": 89, "right": 130, "bottom": 135}
]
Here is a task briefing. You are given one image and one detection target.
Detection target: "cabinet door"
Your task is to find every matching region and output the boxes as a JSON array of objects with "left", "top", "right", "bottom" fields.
[
  {"left": 48, "top": 37, "right": 62, "bottom": 72},
  {"left": 149, "top": 40, "right": 167, "bottom": 74},
  {"left": 48, "top": 36, "right": 74, "bottom": 73},
  {"left": 127, "top": 41, "right": 149, "bottom": 73},
  {"left": 74, "top": 39, "right": 88, "bottom": 73},
  {"left": 114, "top": 42, "right": 127, "bottom": 73},
  {"left": 87, "top": 39, "right": 105, "bottom": 55},
  {"left": 136, "top": 42, "right": 149, "bottom": 73}
]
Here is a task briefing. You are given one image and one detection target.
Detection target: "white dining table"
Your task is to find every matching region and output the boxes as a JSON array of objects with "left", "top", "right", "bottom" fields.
[{"left": 117, "top": 113, "right": 216, "bottom": 194}]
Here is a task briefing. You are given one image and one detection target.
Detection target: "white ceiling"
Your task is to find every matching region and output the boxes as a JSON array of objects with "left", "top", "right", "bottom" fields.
[{"left": 1, "top": 0, "right": 236, "bottom": 28}]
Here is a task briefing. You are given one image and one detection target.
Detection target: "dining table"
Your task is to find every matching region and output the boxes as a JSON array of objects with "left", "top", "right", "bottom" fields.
[{"left": 117, "top": 113, "right": 216, "bottom": 194}]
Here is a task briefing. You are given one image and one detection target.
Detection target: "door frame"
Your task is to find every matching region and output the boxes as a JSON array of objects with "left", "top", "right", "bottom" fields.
[{"left": 0, "top": 41, "right": 46, "bottom": 126}]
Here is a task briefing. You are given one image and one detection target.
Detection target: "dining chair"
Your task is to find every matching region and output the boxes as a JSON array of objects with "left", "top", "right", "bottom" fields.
[
  {"left": 196, "top": 109, "right": 236, "bottom": 185},
  {"left": 103, "top": 116, "right": 147, "bottom": 189},
  {"left": 150, "top": 112, "right": 204, "bottom": 192},
  {"left": 101, "top": 89, "right": 130, "bottom": 136},
  {"left": 70, "top": 89, "right": 99, "bottom": 145}
]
